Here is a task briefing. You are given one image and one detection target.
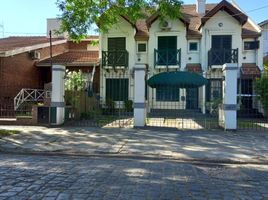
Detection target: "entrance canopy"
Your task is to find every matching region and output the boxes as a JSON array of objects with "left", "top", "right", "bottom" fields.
[{"left": 147, "top": 71, "right": 208, "bottom": 88}]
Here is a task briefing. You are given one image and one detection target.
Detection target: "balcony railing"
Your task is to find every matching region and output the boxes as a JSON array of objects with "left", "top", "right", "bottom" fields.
[
  {"left": 102, "top": 50, "right": 129, "bottom": 69},
  {"left": 208, "top": 48, "right": 238, "bottom": 67},
  {"left": 154, "top": 49, "right": 181, "bottom": 68}
]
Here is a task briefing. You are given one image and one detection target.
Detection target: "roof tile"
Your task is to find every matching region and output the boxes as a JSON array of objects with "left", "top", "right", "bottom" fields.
[
  {"left": 0, "top": 36, "right": 64, "bottom": 52},
  {"left": 36, "top": 51, "right": 99, "bottom": 66}
]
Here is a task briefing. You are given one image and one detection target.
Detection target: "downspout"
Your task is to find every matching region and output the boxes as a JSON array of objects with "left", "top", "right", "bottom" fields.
[{"left": 88, "top": 63, "right": 96, "bottom": 97}]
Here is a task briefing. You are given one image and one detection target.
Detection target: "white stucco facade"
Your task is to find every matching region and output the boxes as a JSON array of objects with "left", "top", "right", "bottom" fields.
[
  {"left": 260, "top": 23, "right": 268, "bottom": 56},
  {"left": 99, "top": 3, "right": 263, "bottom": 113}
]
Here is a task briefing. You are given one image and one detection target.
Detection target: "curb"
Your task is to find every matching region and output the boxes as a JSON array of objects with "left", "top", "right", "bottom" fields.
[{"left": 1, "top": 149, "right": 268, "bottom": 165}]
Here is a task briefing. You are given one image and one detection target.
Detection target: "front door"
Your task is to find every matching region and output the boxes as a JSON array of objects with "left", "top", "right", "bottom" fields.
[
  {"left": 186, "top": 88, "right": 199, "bottom": 110},
  {"left": 158, "top": 36, "right": 177, "bottom": 65},
  {"left": 107, "top": 37, "right": 126, "bottom": 66},
  {"left": 211, "top": 35, "right": 232, "bottom": 65}
]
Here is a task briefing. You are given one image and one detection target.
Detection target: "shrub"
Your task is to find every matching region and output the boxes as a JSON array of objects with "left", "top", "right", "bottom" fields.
[
  {"left": 124, "top": 100, "right": 133, "bottom": 112},
  {"left": 255, "top": 72, "right": 268, "bottom": 116}
]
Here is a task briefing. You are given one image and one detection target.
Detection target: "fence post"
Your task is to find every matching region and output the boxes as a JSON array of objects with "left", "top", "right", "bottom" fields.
[
  {"left": 219, "top": 63, "right": 238, "bottom": 130},
  {"left": 51, "top": 65, "right": 66, "bottom": 125},
  {"left": 134, "top": 64, "right": 146, "bottom": 127}
]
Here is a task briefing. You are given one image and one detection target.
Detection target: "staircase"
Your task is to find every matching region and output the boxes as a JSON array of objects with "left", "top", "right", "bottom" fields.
[{"left": 14, "top": 89, "right": 50, "bottom": 111}]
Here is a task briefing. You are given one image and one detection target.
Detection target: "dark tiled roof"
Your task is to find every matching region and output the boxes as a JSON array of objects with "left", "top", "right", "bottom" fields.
[
  {"left": 134, "top": 2, "right": 260, "bottom": 40},
  {"left": 242, "top": 22, "right": 261, "bottom": 38},
  {"left": 0, "top": 36, "right": 65, "bottom": 52},
  {"left": 241, "top": 63, "right": 261, "bottom": 78},
  {"left": 201, "top": 0, "right": 248, "bottom": 28},
  {"left": 259, "top": 19, "right": 268, "bottom": 26},
  {"left": 36, "top": 51, "right": 99, "bottom": 67},
  {"left": 135, "top": 19, "right": 150, "bottom": 41},
  {"left": 185, "top": 63, "right": 202, "bottom": 73},
  {"left": 182, "top": 4, "right": 217, "bottom": 39}
]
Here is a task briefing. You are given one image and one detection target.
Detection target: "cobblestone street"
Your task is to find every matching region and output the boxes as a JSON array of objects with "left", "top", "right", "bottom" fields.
[{"left": 0, "top": 154, "right": 267, "bottom": 200}]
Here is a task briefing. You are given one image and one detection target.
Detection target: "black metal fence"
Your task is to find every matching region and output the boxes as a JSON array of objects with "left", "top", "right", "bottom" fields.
[
  {"left": 65, "top": 69, "right": 268, "bottom": 131},
  {"left": 65, "top": 70, "right": 134, "bottom": 128},
  {"left": 146, "top": 70, "right": 223, "bottom": 130},
  {"left": 237, "top": 73, "right": 268, "bottom": 131}
]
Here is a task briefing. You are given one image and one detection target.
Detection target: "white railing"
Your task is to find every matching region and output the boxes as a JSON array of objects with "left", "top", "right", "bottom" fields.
[{"left": 14, "top": 89, "right": 51, "bottom": 111}]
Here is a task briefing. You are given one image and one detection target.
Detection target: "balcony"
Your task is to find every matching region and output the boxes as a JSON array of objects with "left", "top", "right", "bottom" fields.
[
  {"left": 154, "top": 49, "right": 181, "bottom": 69},
  {"left": 208, "top": 48, "right": 238, "bottom": 68},
  {"left": 102, "top": 50, "right": 129, "bottom": 69}
]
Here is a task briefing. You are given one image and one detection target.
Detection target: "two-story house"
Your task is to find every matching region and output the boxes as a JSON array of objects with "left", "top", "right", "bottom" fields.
[
  {"left": 259, "top": 19, "right": 268, "bottom": 57},
  {"left": 100, "top": 0, "right": 263, "bottom": 117}
]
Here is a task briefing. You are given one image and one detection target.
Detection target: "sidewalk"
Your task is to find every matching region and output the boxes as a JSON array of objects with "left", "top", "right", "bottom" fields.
[{"left": 0, "top": 126, "right": 267, "bottom": 163}]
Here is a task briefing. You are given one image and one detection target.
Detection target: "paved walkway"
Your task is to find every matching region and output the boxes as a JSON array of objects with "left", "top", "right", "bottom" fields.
[
  {"left": 0, "top": 126, "right": 267, "bottom": 163},
  {"left": 0, "top": 154, "right": 268, "bottom": 200}
]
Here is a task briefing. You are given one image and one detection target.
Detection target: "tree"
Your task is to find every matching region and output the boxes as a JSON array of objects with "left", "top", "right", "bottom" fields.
[
  {"left": 255, "top": 67, "right": 268, "bottom": 116},
  {"left": 56, "top": 0, "right": 183, "bottom": 40},
  {"left": 65, "top": 70, "right": 85, "bottom": 114}
]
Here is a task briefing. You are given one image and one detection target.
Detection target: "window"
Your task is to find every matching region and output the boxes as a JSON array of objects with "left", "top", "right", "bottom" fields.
[
  {"left": 206, "top": 80, "right": 222, "bottom": 101},
  {"left": 189, "top": 42, "right": 198, "bottom": 52},
  {"left": 108, "top": 37, "right": 126, "bottom": 51},
  {"left": 156, "top": 86, "right": 180, "bottom": 101},
  {"left": 244, "top": 41, "right": 260, "bottom": 50},
  {"left": 157, "top": 36, "right": 177, "bottom": 65},
  {"left": 106, "top": 79, "right": 129, "bottom": 101},
  {"left": 137, "top": 43, "right": 147, "bottom": 52}
]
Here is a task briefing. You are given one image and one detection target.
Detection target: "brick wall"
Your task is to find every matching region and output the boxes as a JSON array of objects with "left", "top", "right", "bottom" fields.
[
  {"left": 68, "top": 41, "right": 89, "bottom": 50},
  {"left": 0, "top": 43, "right": 68, "bottom": 100}
]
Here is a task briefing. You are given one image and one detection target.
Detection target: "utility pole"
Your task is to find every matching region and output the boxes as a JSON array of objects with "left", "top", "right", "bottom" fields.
[{"left": 49, "top": 30, "right": 53, "bottom": 82}]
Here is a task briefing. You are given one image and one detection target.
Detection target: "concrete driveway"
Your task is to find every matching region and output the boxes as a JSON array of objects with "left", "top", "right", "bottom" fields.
[{"left": 0, "top": 126, "right": 267, "bottom": 163}]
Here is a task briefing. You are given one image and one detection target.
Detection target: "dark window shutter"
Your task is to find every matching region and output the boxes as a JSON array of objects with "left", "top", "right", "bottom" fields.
[
  {"left": 106, "top": 79, "right": 129, "bottom": 101},
  {"left": 222, "top": 36, "right": 232, "bottom": 49},
  {"left": 244, "top": 41, "right": 260, "bottom": 50},
  {"left": 108, "top": 37, "right": 126, "bottom": 51},
  {"left": 158, "top": 36, "right": 177, "bottom": 49},
  {"left": 212, "top": 35, "right": 232, "bottom": 49}
]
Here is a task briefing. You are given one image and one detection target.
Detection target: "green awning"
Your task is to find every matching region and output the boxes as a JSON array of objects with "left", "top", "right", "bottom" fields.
[{"left": 147, "top": 71, "right": 208, "bottom": 88}]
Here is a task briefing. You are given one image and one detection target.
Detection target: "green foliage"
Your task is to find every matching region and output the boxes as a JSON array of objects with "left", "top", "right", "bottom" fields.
[
  {"left": 80, "top": 110, "right": 102, "bottom": 120},
  {"left": 264, "top": 61, "right": 268, "bottom": 71},
  {"left": 124, "top": 100, "right": 133, "bottom": 112},
  {"left": 206, "top": 98, "right": 222, "bottom": 115},
  {"left": 65, "top": 70, "right": 85, "bottom": 91},
  {"left": 65, "top": 70, "right": 85, "bottom": 111},
  {"left": 56, "top": 0, "right": 183, "bottom": 41},
  {"left": 255, "top": 72, "right": 268, "bottom": 114},
  {"left": 106, "top": 99, "right": 116, "bottom": 109},
  {"left": 0, "top": 130, "right": 19, "bottom": 138}
]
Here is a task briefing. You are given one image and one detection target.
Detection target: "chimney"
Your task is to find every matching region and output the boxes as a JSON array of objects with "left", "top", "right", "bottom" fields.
[{"left": 196, "top": 0, "right": 206, "bottom": 15}]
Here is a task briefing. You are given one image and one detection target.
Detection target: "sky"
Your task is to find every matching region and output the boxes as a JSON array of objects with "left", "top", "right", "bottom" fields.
[{"left": 0, "top": 0, "right": 268, "bottom": 38}]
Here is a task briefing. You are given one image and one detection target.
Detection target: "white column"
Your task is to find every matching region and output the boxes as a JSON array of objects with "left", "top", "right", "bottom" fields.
[
  {"left": 201, "top": 71, "right": 206, "bottom": 114},
  {"left": 51, "top": 65, "right": 66, "bottom": 125},
  {"left": 220, "top": 63, "right": 238, "bottom": 130},
  {"left": 134, "top": 64, "right": 146, "bottom": 127},
  {"left": 201, "top": 85, "right": 206, "bottom": 114}
]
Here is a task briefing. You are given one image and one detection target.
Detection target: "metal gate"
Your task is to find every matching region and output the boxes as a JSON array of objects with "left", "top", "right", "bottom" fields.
[
  {"left": 65, "top": 70, "right": 134, "bottom": 128},
  {"left": 237, "top": 72, "right": 268, "bottom": 131},
  {"left": 146, "top": 70, "right": 222, "bottom": 130}
]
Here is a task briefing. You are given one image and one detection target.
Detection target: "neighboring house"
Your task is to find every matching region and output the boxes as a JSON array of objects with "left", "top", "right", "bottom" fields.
[
  {"left": 100, "top": 0, "right": 263, "bottom": 115},
  {"left": 259, "top": 19, "right": 268, "bottom": 56},
  {"left": 0, "top": 18, "right": 99, "bottom": 117}
]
